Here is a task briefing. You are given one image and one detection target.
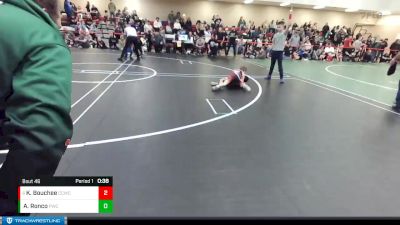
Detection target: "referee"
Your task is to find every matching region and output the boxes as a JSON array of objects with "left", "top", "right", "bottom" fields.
[
  {"left": 1, "top": 0, "right": 73, "bottom": 215},
  {"left": 118, "top": 21, "right": 141, "bottom": 62}
]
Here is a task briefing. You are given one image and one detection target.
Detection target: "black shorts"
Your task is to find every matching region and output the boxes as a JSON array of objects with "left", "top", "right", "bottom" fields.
[{"left": 227, "top": 76, "right": 249, "bottom": 89}]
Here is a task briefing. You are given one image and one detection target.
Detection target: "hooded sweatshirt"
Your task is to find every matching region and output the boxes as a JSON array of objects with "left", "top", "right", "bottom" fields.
[{"left": 0, "top": 0, "right": 73, "bottom": 190}]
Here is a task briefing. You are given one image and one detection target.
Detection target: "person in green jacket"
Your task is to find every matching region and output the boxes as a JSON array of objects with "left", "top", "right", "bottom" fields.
[{"left": 0, "top": 0, "right": 73, "bottom": 215}]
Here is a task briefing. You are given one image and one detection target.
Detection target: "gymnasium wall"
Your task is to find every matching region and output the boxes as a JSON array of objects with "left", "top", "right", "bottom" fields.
[{"left": 60, "top": 0, "right": 400, "bottom": 43}]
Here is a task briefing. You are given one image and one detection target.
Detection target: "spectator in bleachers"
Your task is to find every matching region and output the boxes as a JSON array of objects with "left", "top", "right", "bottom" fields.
[
  {"left": 371, "top": 39, "right": 381, "bottom": 62},
  {"left": 261, "top": 21, "right": 268, "bottom": 34},
  {"left": 255, "top": 36, "right": 263, "bottom": 51},
  {"left": 321, "top": 42, "right": 335, "bottom": 61},
  {"left": 238, "top": 16, "right": 246, "bottom": 30},
  {"left": 195, "top": 37, "right": 206, "bottom": 55},
  {"left": 345, "top": 47, "right": 358, "bottom": 62},
  {"left": 204, "top": 26, "right": 212, "bottom": 42},
  {"left": 174, "top": 34, "right": 184, "bottom": 54},
  {"left": 62, "top": 6, "right": 392, "bottom": 65},
  {"left": 311, "top": 45, "right": 324, "bottom": 60},
  {"left": 366, "top": 35, "right": 374, "bottom": 48},
  {"left": 216, "top": 27, "right": 227, "bottom": 56},
  {"left": 355, "top": 32, "right": 362, "bottom": 40},
  {"left": 322, "top": 23, "right": 330, "bottom": 37},
  {"left": 381, "top": 47, "right": 392, "bottom": 63},
  {"left": 303, "top": 39, "right": 312, "bottom": 56},
  {"left": 362, "top": 49, "right": 373, "bottom": 63},
  {"left": 313, "top": 32, "right": 323, "bottom": 46},
  {"left": 116, "top": 9, "right": 122, "bottom": 17},
  {"left": 164, "top": 33, "right": 175, "bottom": 53},
  {"left": 109, "top": 34, "right": 119, "bottom": 50},
  {"left": 145, "top": 31, "right": 153, "bottom": 52},
  {"left": 245, "top": 44, "right": 256, "bottom": 59},
  {"left": 115, "top": 22, "right": 124, "bottom": 40},
  {"left": 168, "top": 11, "right": 175, "bottom": 26},
  {"left": 336, "top": 43, "right": 343, "bottom": 62},
  {"left": 194, "top": 20, "right": 201, "bottom": 36},
  {"left": 64, "top": 0, "right": 72, "bottom": 22},
  {"left": 268, "top": 20, "right": 277, "bottom": 33},
  {"left": 200, "top": 22, "right": 207, "bottom": 37},
  {"left": 256, "top": 47, "right": 267, "bottom": 59},
  {"left": 353, "top": 36, "right": 363, "bottom": 51},
  {"left": 293, "top": 47, "right": 306, "bottom": 60},
  {"left": 390, "top": 39, "right": 400, "bottom": 58},
  {"left": 289, "top": 30, "right": 301, "bottom": 51},
  {"left": 346, "top": 26, "right": 352, "bottom": 36},
  {"left": 213, "top": 15, "right": 222, "bottom": 28},
  {"left": 237, "top": 37, "right": 246, "bottom": 55},
  {"left": 90, "top": 4, "right": 98, "bottom": 12},
  {"left": 85, "top": 1, "right": 90, "bottom": 12},
  {"left": 208, "top": 35, "right": 219, "bottom": 57},
  {"left": 144, "top": 20, "right": 153, "bottom": 33},
  {"left": 153, "top": 17, "right": 162, "bottom": 32},
  {"left": 249, "top": 21, "right": 256, "bottom": 37},
  {"left": 74, "top": 29, "right": 93, "bottom": 48},
  {"left": 153, "top": 32, "right": 164, "bottom": 53},
  {"left": 131, "top": 10, "right": 138, "bottom": 18},
  {"left": 173, "top": 19, "right": 182, "bottom": 34},
  {"left": 108, "top": 0, "right": 116, "bottom": 18},
  {"left": 185, "top": 17, "right": 193, "bottom": 33},
  {"left": 88, "top": 22, "right": 98, "bottom": 40},
  {"left": 63, "top": 27, "right": 76, "bottom": 48},
  {"left": 343, "top": 35, "right": 353, "bottom": 58},
  {"left": 334, "top": 28, "right": 345, "bottom": 46},
  {"left": 122, "top": 7, "right": 130, "bottom": 24},
  {"left": 377, "top": 38, "right": 389, "bottom": 62},
  {"left": 175, "top": 12, "right": 182, "bottom": 22},
  {"left": 164, "top": 23, "right": 172, "bottom": 34},
  {"left": 184, "top": 32, "right": 195, "bottom": 54},
  {"left": 90, "top": 4, "right": 100, "bottom": 19},
  {"left": 329, "top": 25, "right": 338, "bottom": 42},
  {"left": 225, "top": 27, "right": 237, "bottom": 56},
  {"left": 75, "top": 6, "right": 85, "bottom": 21}
]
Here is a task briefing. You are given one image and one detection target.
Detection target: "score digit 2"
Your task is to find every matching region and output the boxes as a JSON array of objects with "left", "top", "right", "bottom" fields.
[{"left": 99, "top": 186, "right": 113, "bottom": 200}]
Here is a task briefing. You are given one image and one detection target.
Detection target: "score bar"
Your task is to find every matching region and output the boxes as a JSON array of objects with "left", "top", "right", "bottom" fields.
[{"left": 18, "top": 177, "right": 113, "bottom": 214}]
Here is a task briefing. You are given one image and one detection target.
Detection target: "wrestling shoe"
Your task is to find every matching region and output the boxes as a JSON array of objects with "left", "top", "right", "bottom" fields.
[
  {"left": 265, "top": 76, "right": 272, "bottom": 80},
  {"left": 280, "top": 79, "right": 285, "bottom": 84},
  {"left": 210, "top": 81, "right": 219, "bottom": 86},
  {"left": 242, "top": 84, "right": 251, "bottom": 92},
  {"left": 212, "top": 86, "right": 221, "bottom": 92}
]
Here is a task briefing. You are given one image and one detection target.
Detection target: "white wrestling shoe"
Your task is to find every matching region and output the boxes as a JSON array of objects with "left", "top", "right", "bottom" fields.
[
  {"left": 242, "top": 84, "right": 251, "bottom": 92},
  {"left": 212, "top": 86, "right": 221, "bottom": 91},
  {"left": 210, "top": 81, "right": 219, "bottom": 86}
]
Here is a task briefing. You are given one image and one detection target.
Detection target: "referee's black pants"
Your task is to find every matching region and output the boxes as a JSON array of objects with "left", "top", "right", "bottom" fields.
[
  {"left": 268, "top": 50, "right": 284, "bottom": 79},
  {"left": 120, "top": 36, "right": 140, "bottom": 59}
]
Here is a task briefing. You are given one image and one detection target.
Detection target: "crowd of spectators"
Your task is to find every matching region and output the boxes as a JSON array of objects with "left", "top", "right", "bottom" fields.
[{"left": 61, "top": 0, "right": 400, "bottom": 63}]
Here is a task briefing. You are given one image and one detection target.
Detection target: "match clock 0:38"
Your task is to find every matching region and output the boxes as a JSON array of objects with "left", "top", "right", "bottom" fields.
[{"left": 97, "top": 178, "right": 110, "bottom": 184}]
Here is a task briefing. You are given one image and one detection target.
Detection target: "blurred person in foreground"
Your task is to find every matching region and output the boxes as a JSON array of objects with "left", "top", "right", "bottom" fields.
[{"left": 0, "top": 0, "right": 73, "bottom": 215}]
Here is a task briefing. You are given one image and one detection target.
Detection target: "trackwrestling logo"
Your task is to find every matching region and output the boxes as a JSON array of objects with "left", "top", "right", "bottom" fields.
[{"left": 1, "top": 217, "right": 66, "bottom": 225}]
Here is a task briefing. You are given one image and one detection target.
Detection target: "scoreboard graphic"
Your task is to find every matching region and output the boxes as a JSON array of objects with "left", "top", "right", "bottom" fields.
[{"left": 17, "top": 177, "right": 113, "bottom": 214}]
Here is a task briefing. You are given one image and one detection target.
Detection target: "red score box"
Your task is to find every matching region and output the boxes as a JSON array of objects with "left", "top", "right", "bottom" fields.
[{"left": 99, "top": 186, "right": 113, "bottom": 200}]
